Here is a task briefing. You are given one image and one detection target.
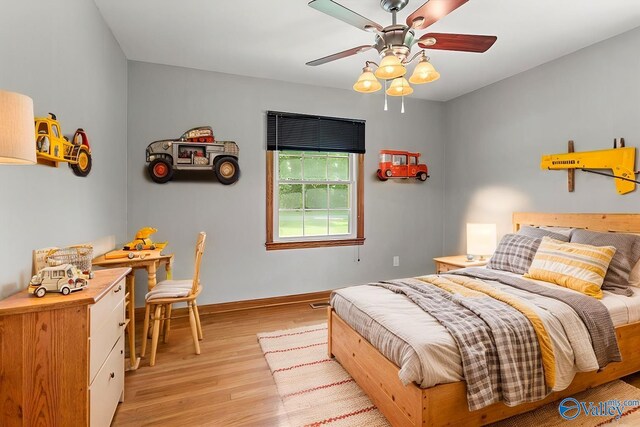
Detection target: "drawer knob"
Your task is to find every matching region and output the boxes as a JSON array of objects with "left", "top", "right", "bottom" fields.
[
  {"left": 110, "top": 372, "right": 115, "bottom": 379},
  {"left": 114, "top": 285, "right": 122, "bottom": 293}
]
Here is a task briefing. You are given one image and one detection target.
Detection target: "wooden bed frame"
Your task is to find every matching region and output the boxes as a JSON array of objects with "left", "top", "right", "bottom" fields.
[{"left": 327, "top": 213, "right": 640, "bottom": 426}]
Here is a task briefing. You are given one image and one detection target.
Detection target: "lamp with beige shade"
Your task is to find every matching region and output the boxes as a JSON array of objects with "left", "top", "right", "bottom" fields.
[{"left": 0, "top": 90, "right": 36, "bottom": 165}]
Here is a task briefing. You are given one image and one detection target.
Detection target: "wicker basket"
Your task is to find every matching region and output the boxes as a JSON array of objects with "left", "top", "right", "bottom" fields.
[{"left": 46, "top": 245, "right": 93, "bottom": 273}]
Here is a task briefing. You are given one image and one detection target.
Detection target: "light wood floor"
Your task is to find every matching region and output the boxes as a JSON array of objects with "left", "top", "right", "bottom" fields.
[
  {"left": 112, "top": 301, "right": 640, "bottom": 427},
  {"left": 112, "top": 302, "right": 326, "bottom": 426}
]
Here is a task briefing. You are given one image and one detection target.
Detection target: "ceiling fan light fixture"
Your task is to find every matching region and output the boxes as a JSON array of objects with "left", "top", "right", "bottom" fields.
[
  {"left": 353, "top": 66, "right": 382, "bottom": 93},
  {"left": 409, "top": 57, "right": 440, "bottom": 84},
  {"left": 386, "top": 77, "right": 413, "bottom": 97},
  {"left": 375, "top": 53, "right": 406, "bottom": 80}
]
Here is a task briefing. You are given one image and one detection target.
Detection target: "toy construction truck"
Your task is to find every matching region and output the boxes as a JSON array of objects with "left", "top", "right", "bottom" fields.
[
  {"left": 145, "top": 126, "right": 240, "bottom": 184},
  {"left": 35, "top": 113, "right": 92, "bottom": 177}
]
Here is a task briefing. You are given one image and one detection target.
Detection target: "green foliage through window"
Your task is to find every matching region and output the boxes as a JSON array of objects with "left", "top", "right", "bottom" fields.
[{"left": 277, "top": 151, "right": 352, "bottom": 238}]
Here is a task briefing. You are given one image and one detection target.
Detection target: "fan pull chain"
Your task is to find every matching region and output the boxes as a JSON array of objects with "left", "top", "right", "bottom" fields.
[
  {"left": 384, "top": 80, "right": 388, "bottom": 111},
  {"left": 401, "top": 95, "right": 405, "bottom": 114}
]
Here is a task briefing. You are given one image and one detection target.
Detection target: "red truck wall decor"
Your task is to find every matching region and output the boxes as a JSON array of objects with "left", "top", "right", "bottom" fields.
[{"left": 377, "top": 150, "right": 429, "bottom": 181}]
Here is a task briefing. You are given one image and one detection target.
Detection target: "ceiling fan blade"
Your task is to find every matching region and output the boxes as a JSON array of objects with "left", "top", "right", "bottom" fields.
[
  {"left": 417, "top": 33, "right": 497, "bottom": 53},
  {"left": 309, "top": 0, "right": 383, "bottom": 32},
  {"left": 407, "top": 0, "right": 469, "bottom": 30},
  {"left": 306, "top": 46, "right": 374, "bottom": 66}
]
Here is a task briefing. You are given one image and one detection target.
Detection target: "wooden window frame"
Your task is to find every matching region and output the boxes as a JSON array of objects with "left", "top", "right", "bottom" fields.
[{"left": 266, "top": 151, "right": 364, "bottom": 251}]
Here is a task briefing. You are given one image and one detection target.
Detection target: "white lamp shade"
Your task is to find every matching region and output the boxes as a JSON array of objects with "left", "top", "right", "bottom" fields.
[
  {"left": 0, "top": 90, "right": 36, "bottom": 164},
  {"left": 466, "top": 223, "right": 497, "bottom": 256}
]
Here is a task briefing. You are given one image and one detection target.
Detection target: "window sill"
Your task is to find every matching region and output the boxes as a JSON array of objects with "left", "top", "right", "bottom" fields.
[{"left": 266, "top": 238, "right": 365, "bottom": 251}]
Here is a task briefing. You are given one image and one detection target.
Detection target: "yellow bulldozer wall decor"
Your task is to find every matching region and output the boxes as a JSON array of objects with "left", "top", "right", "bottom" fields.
[
  {"left": 34, "top": 113, "right": 92, "bottom": 177},
  {"left": 540, "top": 139, "right": 638, "bottom": 195}
]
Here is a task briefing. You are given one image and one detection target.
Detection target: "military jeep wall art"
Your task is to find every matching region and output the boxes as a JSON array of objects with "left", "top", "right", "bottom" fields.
[{"left": 145, "top": 126, "right": 240, "bottom": 184}]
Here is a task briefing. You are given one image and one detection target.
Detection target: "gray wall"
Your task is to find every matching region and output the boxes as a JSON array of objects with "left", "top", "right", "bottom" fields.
[
  {"left": 443, "top": 27, "right": 640, "bottom": 254},
  {"left": 127, "top": 61, "right": 445, "bottom": 306},
  {"left": 5, "top": 3, "right": 634, "bottom": 305},
  {"left": 0, "top": 0, "right": 128, "bottom": 298}
]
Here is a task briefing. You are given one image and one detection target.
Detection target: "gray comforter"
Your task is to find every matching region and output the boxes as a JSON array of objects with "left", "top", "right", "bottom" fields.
[
  {"left": 332, "top": 268, "right": 621, "bottom": 411},
  {"left": 371, "top": 278, "right": 546, "bottom": 411},
  {"left": 451, "top": 268, "right": 621, "bottom": 367}
]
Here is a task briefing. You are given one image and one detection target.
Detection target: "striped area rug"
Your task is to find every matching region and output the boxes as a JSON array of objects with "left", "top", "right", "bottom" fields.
[
  {"left": 260, "top": 323, "right": 640, "bottom": 427},
  {"left": 257, "top": 324, "right": 389, "bottom": 427}
]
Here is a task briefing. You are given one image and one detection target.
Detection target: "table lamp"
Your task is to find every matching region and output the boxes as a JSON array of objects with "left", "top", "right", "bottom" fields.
[
  {"left": 466, "top": 223, "right": 497, "bottom": 261},
  {"left": 0, "top": 90, "right": 36, "bottom": 164}
]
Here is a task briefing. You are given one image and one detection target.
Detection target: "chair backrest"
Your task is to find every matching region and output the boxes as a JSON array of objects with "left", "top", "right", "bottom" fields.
[{"left": 191, "top": 232, "right": 207, "bottom": 294}]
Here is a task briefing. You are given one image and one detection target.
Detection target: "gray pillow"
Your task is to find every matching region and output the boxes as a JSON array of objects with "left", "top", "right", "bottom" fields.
[
  {"left": 517, "top": 225, "right": 570, "bottom": 242},
  {"left": 570, "top": 229, "right": 640, "bottom": 296},
  {"left": 487, "top": 234, "right": 541, "bottom": 275},
  {"left": 539, "top": 226, "right": 574, "bottom": 238}
]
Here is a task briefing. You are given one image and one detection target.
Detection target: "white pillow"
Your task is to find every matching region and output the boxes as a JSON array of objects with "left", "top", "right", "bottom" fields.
[{"left": 629, "top": 258, "right": 640, "bottom": 287}]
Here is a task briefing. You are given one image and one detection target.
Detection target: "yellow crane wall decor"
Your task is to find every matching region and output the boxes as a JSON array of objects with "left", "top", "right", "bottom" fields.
[{"left": 540, "top": 139, "right": 638, "bottom": 195}]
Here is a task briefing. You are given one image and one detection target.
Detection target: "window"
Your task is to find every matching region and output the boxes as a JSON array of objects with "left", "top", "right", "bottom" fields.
[
  {"left": 266, "top": 111, "right": 365, "bottom": 250},
  {"left": 277, "top": 151, "right": 354, "bottom": 238},
  {"left": 392, "top": 154, "right": 407, "bottom": 166},
  {"left": 52, "top": 125, "right": 59, "bottom": 138}
]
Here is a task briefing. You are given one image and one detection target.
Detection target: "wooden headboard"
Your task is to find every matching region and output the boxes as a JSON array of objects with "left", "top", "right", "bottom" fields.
[{"left": 513, "top": 212, "right": 640, "bottom": 234}]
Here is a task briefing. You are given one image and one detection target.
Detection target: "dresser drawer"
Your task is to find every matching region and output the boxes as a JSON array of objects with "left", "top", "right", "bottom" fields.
[
  {"left": 90, "top": 298, "right": 125, "bottom": 382},
  {"left": 90, "top": 335, "right": 124, "bottom": 427},
  {"left": 90, "top": 278, "right": 125, "bottom": 337}
]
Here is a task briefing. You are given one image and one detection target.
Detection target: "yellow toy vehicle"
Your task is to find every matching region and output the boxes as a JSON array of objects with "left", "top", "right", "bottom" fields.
[
  {"left": 35, "top": 113, "right": 92, "bottom": 177},
  {"left": 123, "top": 227, "right": 168, "bottom": 251}
]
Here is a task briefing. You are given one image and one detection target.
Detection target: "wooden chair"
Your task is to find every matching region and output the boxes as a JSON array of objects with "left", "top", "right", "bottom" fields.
[{"left": 141, "top": 232, "right": 206, "bottom": 366}]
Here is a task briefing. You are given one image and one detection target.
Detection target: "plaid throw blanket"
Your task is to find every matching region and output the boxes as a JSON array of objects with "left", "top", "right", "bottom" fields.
[
  {"left": 451, "top": 268, "right": 622, "bottom": 368},
  {"left": 370, "top": 278, "right": 547, "bottom": 411}
]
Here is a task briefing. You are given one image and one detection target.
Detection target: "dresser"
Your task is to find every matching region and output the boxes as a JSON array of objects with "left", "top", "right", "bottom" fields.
[{"left": 0, "top": 267, "right": 130, "bottom": 426}]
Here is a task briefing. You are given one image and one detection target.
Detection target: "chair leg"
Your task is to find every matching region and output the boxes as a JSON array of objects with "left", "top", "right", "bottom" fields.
[
  {"left": 159, "top": 305, "right": 166, "bottom": 339},
  {"left": 193, "top": 300, "right": 203, "bottom": 340},
  {"left": 141, "top": 304, "right": 151, "bottom": 357},
  {"left": 163, "top": 304, "right": 172, "bottom": 343},
  {"left": 150, "top": 304, "right": 163, "bottom": 367},
  {"left": 188, "top": 301, "right": 201, "bottom": 355}
]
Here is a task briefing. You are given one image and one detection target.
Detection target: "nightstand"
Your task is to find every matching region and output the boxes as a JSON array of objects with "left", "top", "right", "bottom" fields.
[{"left": 433, "top": 255, "right": 489, "bottom": 274}]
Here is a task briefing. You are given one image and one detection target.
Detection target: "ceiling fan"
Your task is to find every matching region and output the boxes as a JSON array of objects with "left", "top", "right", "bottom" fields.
[{"left": 306, "top": 0, "right": 497, "bottom": 67}]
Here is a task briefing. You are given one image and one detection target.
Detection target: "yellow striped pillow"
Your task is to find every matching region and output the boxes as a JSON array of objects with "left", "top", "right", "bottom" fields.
[{"left": 524, "top": 236, "right": 616, "bottom": 299}]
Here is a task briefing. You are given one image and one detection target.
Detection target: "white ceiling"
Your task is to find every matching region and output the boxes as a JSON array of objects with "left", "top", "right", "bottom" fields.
[{"left": 95, "top": 0, "right": 640, "bottom": 101}]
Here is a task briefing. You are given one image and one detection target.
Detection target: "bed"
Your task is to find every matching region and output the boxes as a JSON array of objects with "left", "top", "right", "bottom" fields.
[{"left": 327, "top": 212, "right": 640, "bottom": 426}]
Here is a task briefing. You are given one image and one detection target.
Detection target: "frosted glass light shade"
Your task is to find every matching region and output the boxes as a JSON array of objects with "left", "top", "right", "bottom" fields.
[
  {"left": 353, "top": 67, "right": 382, "bottom": 93},
  {"left": 386, "top": 78, "right": 413, "bottom": 97},
  {"left": 466, "top": 223, "right": 497, "bottom": 258},
  {"left": 0, "top": 90, "right": 36, "bottom": 164},
  {"left": 374, "top": 54, "right": 406, "bottom": 80},
  {"left": 409, "top": 59, "right": 441, "bottom": 84}
]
